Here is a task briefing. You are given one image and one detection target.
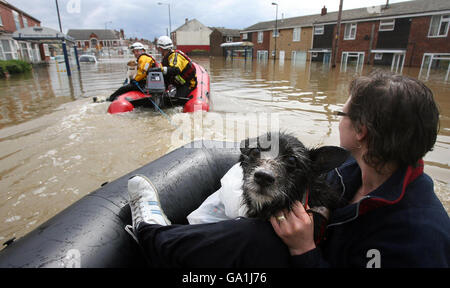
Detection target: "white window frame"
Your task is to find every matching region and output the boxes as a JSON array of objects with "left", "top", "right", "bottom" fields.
[
  {"left": 0, "top": 44, "right": 4, "bottom": 60},
  {"left": 226, "top": 36, "right": 233, "bottom": 43},
  {"left": 419, "top": 53, "right": 450, "bottom": 81},
  {"left": 314, "top": 25, "right": 324, "bottom": 35},
  {"left": 13, "top": 11, "right": 21, "bottom": 30},
  {"left": 428, "top": 14, "right": 450, "bottom": 38},
  {"left": 344, "top": 23, "right": 357, "bottom": 40},
  {"left": 293, "top": 27, "right": 301, "bottom": 42},
  {"left": 1, "top": 39, "right": 18, "bottom": 60},
  {"left": 257, "top": 50, "right": 268, "bottom": 61},
  {"left": 22, "top": 16, "right": 28, "bottom": 28},
  {"left": 379, "top": 19, "right": 395, "bottom": 31},
  {"left": 0, "top": 15, "right": 3, "bottom": 27},
  {"left": 257, "top": 31, "right": 263, "bottom": 43},
  {"left": 242, "top": 33, "right": 248, "bottom": 40},
  {"left": 341, "top": 51, "right": 365, "bottom": 73}
]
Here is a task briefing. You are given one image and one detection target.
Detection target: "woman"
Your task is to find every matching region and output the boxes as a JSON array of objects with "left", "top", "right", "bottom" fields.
[
  {"left": 271, "top": 71, "right": 448, "bottom": 267},
  {"left": 127, "top": 71, "right": 449, "bottom": 267}
]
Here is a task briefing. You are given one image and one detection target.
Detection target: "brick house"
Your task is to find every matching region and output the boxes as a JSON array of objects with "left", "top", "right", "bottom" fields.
[
  {"left": 209, "top": 27, "right": 240, "bottom": 56},
  {"left": 240, "top": 0, "right": 449, "bottom": 79},
  {"left": 241, "top": 13, "right": 321, "bottom": 62},
  {"left": 312, "top": 0, "right": 450, "bottom": 75},
  {"left": 171, "top": 18, "right": 212, "bottom": 55},
  {"left": 0, "top": 0, "right": 43, "bottom": 62}
]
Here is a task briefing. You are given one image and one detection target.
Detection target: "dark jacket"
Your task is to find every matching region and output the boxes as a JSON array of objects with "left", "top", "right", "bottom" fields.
[{"left": 292, "top": 157, "right": 450, "bottom": 268}]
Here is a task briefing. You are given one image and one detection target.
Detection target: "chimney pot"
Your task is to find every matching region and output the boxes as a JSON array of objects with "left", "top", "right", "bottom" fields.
[{"left": 321, "top": 6, "right": 327, "bottom": 16}]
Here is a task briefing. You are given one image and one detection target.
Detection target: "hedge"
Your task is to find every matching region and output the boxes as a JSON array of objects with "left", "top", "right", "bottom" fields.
[{"left": 0, "top": 59, "right": 32, "bottom": 78}]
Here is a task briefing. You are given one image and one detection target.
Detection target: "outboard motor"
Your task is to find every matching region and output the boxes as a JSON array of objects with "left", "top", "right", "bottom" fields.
[{"left": 145, "top": 71, "right": 166, "bottom": 108}]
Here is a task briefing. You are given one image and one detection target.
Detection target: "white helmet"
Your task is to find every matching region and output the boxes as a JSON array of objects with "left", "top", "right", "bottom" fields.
[
  {"left": 157, "top": 36, "right": 173, "bottom": 50},
  {"left": 129, "top": 42, "right": 145, "bottom": 51}
]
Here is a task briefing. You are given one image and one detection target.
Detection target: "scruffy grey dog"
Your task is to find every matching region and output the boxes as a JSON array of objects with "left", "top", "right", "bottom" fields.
[{"left": 239, "top": 132, "right": 349, "bottom": 225}]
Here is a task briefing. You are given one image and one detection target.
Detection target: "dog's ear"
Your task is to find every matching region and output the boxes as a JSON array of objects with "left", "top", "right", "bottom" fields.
[{"left": 309, "top": 146, "right": 350, "bottom": 174}]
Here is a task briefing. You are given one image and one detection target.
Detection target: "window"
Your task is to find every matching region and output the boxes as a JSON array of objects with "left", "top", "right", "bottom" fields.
[
  {"left": 226, "top": 36, "right": 233, "bottom": 42},
  {"left": 314, "top": 25, "right": 324, "bottom": 35},
  {"left": 242, "top": 33, "right": 248, "bottom": 40},
  {"left": 1, "top": 39, "right": 18, "bottom": 60},
  {"left": 374, "top": 53, "right": 383, "bottom": 60},
  {"left": 341, "top": 51, "right": 365, "bottom": 73},
  {"left": 20, "top": 42, "right": 31, "bottom": 62},
  {"left": 90, "top": 38, "right": 98, "bottom": 48},
  {"left": 379, "top": 19, "right": 395, "bottom": 31},
  {"left": 13, "top": 11, "right": 21, "bottom": 30},
  {"left": 258, "top": 31, "right": 263, "bottom": 43},
  {"left": 22, "top": 16, "right": 28, "bottom": 27},
  {"left": 293, "top": 27, "right": 301, "bottom": 42},
  {"left": 428, "top": 14, "right": 450, "bottom": 37},
  {"left": 419, "top": 53, "right": 450, "bottom": 81},
  {"left": 257, "top": 50, "right": 268, "bottom": 61},
  {"left": 344, "top": 23, "right": 357, "bottom": 40},
  {"left": 0, "top": 15, "right": 3, "bottom": 27}
]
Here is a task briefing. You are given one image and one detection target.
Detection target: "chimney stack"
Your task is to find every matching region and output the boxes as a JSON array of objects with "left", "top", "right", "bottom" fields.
[
  {"left": 185, "top": 18, "right": 188, "bottom": 24},
  {"left": 321, "top": 6, "right": 327, "bottom": 16}
]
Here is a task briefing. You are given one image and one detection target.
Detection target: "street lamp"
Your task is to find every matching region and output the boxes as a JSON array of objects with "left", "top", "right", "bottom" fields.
[
  {"left": 157, "top": 2, "right": 172, "bottom": 40},
  {"left": 272, "top": 2, "right": 278, "bottom": 61}
]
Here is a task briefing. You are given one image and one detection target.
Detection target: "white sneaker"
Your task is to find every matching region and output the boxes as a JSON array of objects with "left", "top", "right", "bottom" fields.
[{"left": 125, "top": 175, "right": 171, "bottom": 242}]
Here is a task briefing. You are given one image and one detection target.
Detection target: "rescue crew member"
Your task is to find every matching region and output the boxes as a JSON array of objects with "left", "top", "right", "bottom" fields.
[
  {"left": 155, "top": 35, "right": 197, "bottom": 101},
  {"left": 108, "top": 42, "right": 158, "bottom": 102}
]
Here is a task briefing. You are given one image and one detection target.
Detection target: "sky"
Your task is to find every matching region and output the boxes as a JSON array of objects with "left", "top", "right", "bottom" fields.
[{"left": 8, "top": 0, "right": 412, "bottom": 41}]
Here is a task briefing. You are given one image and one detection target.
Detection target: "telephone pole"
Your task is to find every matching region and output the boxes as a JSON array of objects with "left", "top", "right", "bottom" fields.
[{"left": 332, "top": 0, "right": 343, "bottom": 68}]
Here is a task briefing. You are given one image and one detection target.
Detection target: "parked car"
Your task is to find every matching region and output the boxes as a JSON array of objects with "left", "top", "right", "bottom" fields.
[{"left": 79, "top": 55, "right": 97, "bottom": 63}]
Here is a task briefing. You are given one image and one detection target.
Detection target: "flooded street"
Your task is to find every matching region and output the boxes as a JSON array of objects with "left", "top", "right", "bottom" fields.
[{"left": 0, "top": 56, "right": 449, "bottom": 245}]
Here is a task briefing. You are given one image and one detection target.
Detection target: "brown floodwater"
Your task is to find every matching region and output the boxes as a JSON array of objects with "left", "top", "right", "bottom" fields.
[{"left": 0, "top": 56, "right": 449, "bottom": 246}]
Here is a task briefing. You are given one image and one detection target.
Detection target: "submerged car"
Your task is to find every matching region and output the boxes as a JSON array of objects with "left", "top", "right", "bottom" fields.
[{"left": 79, "top": 55, "right": 97, "bottom": 63}]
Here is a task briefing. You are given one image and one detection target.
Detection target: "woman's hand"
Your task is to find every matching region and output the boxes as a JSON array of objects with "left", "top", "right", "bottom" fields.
[{"left": 270, "top": 201, "right": 316, "bottom": 256}]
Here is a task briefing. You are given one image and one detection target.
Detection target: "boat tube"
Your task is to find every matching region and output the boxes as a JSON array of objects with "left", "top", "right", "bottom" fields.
[
  {"left": 107, "top": 62, "right": 210, "bottom": 114},
  {"left": 0, "top": 141, "right": 240, "bottom": 268}
]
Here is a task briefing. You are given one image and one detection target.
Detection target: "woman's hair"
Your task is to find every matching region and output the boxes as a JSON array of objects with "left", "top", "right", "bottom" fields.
[{"left": 348, "top": 71, "right": 439, "bottom": 171}]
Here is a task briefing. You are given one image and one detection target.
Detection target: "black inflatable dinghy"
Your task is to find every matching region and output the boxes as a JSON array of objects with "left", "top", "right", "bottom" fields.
[{"left": 0, "top": 141, "right": 240, "bottom": 268}]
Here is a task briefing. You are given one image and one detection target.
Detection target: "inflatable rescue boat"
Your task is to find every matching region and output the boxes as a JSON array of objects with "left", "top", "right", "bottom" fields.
[
  {"left": 107, "top": 62, "right": 210, "bottom": 114},
  {"left": 0, "top": 141, "right": 240, "bottom": 267}
]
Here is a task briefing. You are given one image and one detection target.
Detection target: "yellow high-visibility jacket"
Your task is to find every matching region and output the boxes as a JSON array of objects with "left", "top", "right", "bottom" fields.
[
  {"left": 134, "top": 53, "right": 158, "bottom": 82},
  {"left": 162, "top": 50, "right": 197, "bottom": 89}
]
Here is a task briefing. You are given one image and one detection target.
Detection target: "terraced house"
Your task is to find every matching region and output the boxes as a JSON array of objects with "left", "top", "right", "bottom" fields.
[
  {"left": 240, "top": 13, "right": 321, "bottom": 62},
  {"left": 241, "top": 0, "right": 449, "bottom": 80},
  {"left": 311, "top": 0, "right": 450, "bottom": 77}
]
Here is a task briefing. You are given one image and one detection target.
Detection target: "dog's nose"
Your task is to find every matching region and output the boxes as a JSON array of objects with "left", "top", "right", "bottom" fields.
[{"left": 254, "top": 170, "right": 275, "bottom": 186}]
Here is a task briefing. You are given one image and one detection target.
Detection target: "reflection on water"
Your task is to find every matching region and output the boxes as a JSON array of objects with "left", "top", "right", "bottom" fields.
[{"left": 0, "top": 57, "right": 448, "bottom": 244}]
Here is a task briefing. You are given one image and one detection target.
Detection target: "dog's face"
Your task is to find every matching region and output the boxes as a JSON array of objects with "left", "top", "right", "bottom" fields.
[{"left": 240, "top": 132, "right": 349, "bottom": 219}]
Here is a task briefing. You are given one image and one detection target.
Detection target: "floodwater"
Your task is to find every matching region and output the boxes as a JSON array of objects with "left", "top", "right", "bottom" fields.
[{"left": 0, "top": 56, "right": 449, "bottom": 246}]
